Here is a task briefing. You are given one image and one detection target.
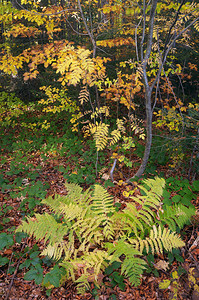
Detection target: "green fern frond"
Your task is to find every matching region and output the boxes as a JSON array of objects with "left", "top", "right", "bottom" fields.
[
  {"left": 149, "top": 225, "right": 185, "bottom": 254},
  {"left": 92, "top": 185, "right": 115, "bottom": 239},
  {"left": 121, "top": 256, "right": 147, "bottom": 286},
  {"left": 92, "top": 185, "right": 115, "bottom": 215},
  {"left": 65, "top": 182, "right": 92, "bottom": 206},
  {"left": 73, "top": 250, "right": 110, "bottom": 293},
  {"left": 159, "top": 204, "right": 195, "bottom": 231},
  {"left": 41, "top": 242, "right": 66, "bottom": 260},
  {"left": 122, "top": 204, "right": 145, "bottom": 235},
  {"left": 76, "top": 280, "right": 90, "bottom": 295},
  {"left": 41, "top": 234, "right": 75, "bottom": 261},
  {"left": 129, "top": 225, "right": 185, "bottom": 255},
  {"left": 81, "top": 250, "right": 110, "bottom": 276},
  {"left": 141, "top": 177, "right": 165, "bottom": 198},
  {"left": 42, "top": 183, "right": 91, "bottom": 215},
  {"left": 73, "top": 216, "right": 104, "bottom": 250},
  {"left": 59, "top": 203, "right": 85, "bottom": 222},
  {"left": 60, "top": 260, "right": 76, "bottom": 281},
  {"left": 121, "top": 177, "right": 165, "bottom": 235},
  {"left": 42, "top": 194, "right": 71, "bottom": 215},
  {"left": 107, "top": 239, "right": 146, "bottom": 286},
  {"left": 107, "top": 239, "right": 142, "bottom": 262}
]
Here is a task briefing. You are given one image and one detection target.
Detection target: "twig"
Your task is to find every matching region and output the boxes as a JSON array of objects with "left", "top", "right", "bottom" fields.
[
  {"left": 96, "top": 150, "right": 99, "bottom": 178},
  {"left": 5, "top": 243, "right": 27, "bottom": 300},
  {"left": 110, "top": 159, "right": 117, "bottom": 182},
  {"left": 188, "top": 127, "right": 199, "bottom": 180}
]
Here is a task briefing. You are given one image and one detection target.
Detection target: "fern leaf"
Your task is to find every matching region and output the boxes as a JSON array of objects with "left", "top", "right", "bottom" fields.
[
  {"left": 124, "top": 177, "right": 165, "bottom": 233},
  {"left": 150, "top": 225, "right": 185, "bottom": 253},
  {"left": 123, "top": 205, "right": 144, "bottom": 234},
  {"left": 121, "top": 256, "right": 146, "bottom": 286},
  {"left": 129, "top": 225, "right": 184, "bottom": 255},
  {"left": 16, "top": 213, "right": 69, "bottom": 245},
  {"left": 141, "top": 177, "right": 165, "bottom": 198},
  {"left": 159, "top": 204, "right": 195, "bottom": 231},
  {"left": 107, "top": 239, "right": 146, "bottom": 286},
  {"left": 60, "top": 260, "right": 76, "bottom": 282},
  {"left": 92, "top": 185, "right": 115, "bottom": 239},
  {"left": 92, "top": 185, "right": 115, "bottom": 215},
  {"left": 107, "top": 239, "right": 142, "bottom": 263},
  {"left": 42, "top": 194, "right": 71, "bottom": 215},
  {"left": 82, "top": 250, "right": 109, "bottom": 276},
  {"left": 59, "top": 203, "right": 85, "bottom": 221},
  {"left": 41, "top": 242, "right": 65, "bottom": 260},
  {"left": 73, "top": 217, "right": 104, "bottom": 249}
]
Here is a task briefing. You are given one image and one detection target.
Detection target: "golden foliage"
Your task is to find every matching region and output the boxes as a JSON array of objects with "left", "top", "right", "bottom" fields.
[{"left": 16, "top": 178, "right": 190, "bottom": 293}]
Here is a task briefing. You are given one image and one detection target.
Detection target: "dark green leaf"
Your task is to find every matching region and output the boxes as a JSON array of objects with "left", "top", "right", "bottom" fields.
[
  {"left": 24, "top": 264, "right": 43, "bottom": 285},
  {"left": 0, "top": 233, "right": 14, "bottom": 250},
  {"left": 43, "top": 265, "right": 64, "bottom": 288},
  {"left": 171, "top": 195, "right": 181, "bottom": 203},
  {"left": 0, "top": 255, "right": 9, "bottom": 266}
]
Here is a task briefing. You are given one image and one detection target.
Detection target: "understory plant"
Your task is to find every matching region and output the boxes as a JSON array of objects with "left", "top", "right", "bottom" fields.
[{"left": 16, "top": 177, "right": 194, "bottom": 294}]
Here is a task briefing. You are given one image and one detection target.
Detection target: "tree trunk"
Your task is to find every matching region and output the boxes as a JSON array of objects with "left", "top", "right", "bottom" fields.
[
  {"left": 127, "top": 0, "right": 158, "bottom": 182},
  {"left": 128, "top": 88, "right": 153, "bottom": 181}
]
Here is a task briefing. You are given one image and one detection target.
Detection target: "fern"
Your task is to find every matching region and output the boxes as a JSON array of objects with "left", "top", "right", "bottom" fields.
[
  {"left": 129, "top": 225, "right": 185, "bottom": 255},
  {"left": 116, "top": 177, "right": 164, "bottom": 236},
  {"left": 17, "top": 213, "right": 69, "bottom": 245},
  {"left": 141, "top": 176, "right": 165, "bottom": 198},
  {"left": 107, "top": 239, "right": 147, "bottom": 286},
  {"left": 159, "top": 204, "right": 195, "bottom": 231},
  {"left": 92, "top": 184, "right": 115, "bottom": 215},
  {"left": 92, "top": 185, "right": 115, "bottom": 239},
  {"left": 16, "top": 178, "right": 191, "bottom": 294}
]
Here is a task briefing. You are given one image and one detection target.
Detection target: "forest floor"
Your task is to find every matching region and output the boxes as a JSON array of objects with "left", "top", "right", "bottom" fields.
[{"left": 0, "top": 126, "right": 199, "bottom": 300}]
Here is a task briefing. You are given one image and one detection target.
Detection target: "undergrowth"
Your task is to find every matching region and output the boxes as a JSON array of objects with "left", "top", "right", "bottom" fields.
[{"left": 16, "top": 177, "right": 195, "bottom": 294}]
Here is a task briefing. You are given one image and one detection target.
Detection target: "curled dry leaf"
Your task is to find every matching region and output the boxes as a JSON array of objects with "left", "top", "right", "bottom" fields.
[{"left": 154, "top": 260, "right": 170, "bottom": 271}]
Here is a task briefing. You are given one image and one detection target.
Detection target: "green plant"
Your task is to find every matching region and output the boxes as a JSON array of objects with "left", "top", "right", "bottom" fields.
[
  {"left": 104, "top": 261, "right": 125, "bottom": 290},
  {"left": 16, "top": 177, "right": 189, "bottom": 294},
  {"left": 0, "top": 204, "right": 14, "bottom": 226},
  {"left": 0, "top": 233, "right": 14, "bottom": 251},
  {"left": 158, "top": 204, "right": 195, "bottom": 232},
  {"left": 163, "top": 177, "right": 199, "bottom": 207}
]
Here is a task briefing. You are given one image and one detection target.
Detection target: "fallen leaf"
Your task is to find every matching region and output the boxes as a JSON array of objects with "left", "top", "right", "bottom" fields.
[{"left": 154, "top": 260, "right": 169, "bottom": 271}]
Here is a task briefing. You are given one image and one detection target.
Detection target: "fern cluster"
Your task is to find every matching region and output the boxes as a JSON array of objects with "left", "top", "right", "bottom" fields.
[{"left": 16, "top": 177, "right": 194, "bottom": 294}]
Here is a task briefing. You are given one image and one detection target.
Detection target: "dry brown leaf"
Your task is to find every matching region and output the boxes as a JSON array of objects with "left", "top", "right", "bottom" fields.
[{"left": 154, "top": 260, "right": 170, "bottom": 271}]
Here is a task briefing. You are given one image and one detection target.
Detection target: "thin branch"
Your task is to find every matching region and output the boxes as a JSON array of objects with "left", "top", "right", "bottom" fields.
[
  {"left": 110, "top": 159, "right": 117, "bottom": 182},
  {"left": 77, "top": 0, "right": 96, "bottom": 57},
  {"left": 140, "top": 0, "right": 146, "bottom": 61},
  {"left": 162, "top": 0, "right": 186, "bottom": 60},
  {"left": 152, "top": 15, "right": 199, "bottom": 91}
]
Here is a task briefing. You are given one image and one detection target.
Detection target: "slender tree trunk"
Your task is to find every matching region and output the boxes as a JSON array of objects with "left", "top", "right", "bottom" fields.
[
  {"left": 127, "top": 0, "right": 158, "bottom": 182},
  {"left": 131, "top": 88, "right": 153, "bottom": 179}
]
